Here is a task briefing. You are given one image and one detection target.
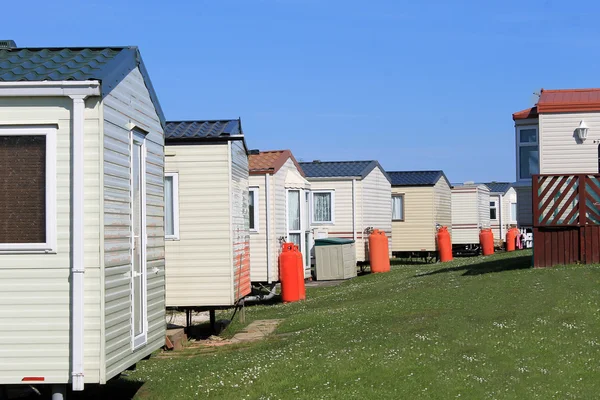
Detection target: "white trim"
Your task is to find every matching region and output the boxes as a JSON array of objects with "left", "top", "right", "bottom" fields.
[
  {"left": 131, "top": 131, "right": 148, "bottom": 350},
  {"left": 0, "top": 126, "right": 57, "bottom": 253},
  {"left": 510, "top": 201, "right": 518, "bottom": 224},
  {"left": 249, "top": 187, "right": 260, "bottom": 232},
  {"left": 516, "top": 125, "right": 539, "bottom": 182},
  {"left": 0, "top": 80, "right": 100, "bottom": 97},
  {"left": 164, "top": 172, "right": 180, "bottom": 240},
  {"left": 352, "top": 179, "right": 357, "bottom": 243},
  {"left": 70, "top": 95, "right": 86, "bottom": 392},
  {"left": 265, "top": 174, "right": 272, "bottom": 283},
  {"left": 311, "top": 190, "right": 335, "bottom": 224},
  {"left": 490, "top": 199, "right": 498, "bottom": 221}
]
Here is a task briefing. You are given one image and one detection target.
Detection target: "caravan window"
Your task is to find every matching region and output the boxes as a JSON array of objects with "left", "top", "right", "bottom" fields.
[
  {"left": 517, "top": 127, "right": 539, "bottom": 180},
  {"left": 490, "top": 200, "right": 498, "bottom": 220},
  {"left": 392, "top": 195, "right": 404, "bottom": 221},
  {"left": 312, "top": 191, "right": 334, "bottom": 224},
  {"left": 0, "top": 127, "right": 56, "bottom": 252},
  {"left": 164, "top": 173, "right": 180, "bottom": 239},
  {"left": 249, "top": 187, "right": 259, "bottom": 232}
]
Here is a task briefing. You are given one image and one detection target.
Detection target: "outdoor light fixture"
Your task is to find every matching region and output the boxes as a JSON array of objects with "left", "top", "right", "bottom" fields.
[{"left": 576, "top": 120, "right": 589, "bottom": 141}]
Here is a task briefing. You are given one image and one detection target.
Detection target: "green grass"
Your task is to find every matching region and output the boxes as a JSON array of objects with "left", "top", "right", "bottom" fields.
[{"left": 90, "top": 250, "right": 600, "bottom": 399}]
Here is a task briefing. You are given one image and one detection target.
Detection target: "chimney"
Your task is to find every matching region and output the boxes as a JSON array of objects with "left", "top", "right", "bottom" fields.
[{"left": 0, "top": 40, "right": 17, "bottom": 49}]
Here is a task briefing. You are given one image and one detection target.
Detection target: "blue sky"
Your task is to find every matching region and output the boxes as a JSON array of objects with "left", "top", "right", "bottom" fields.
[{"left": 4, "top": 0, "right": 598, "bottom": 182}]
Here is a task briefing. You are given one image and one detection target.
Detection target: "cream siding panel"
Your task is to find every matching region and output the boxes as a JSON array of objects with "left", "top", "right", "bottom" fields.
[
  {"left": 103, "top": 67, "right": 165, "bottom": 381},
  {"left": 489, "top": 194, "right": 501, "bottom": 242},
  {"left": 249, "top": 175, "right": 268, "bottom": 282},
  {"left": 539, "top": 112, "right": 600, "bottom": 174},
  {"left": 230, "top": 141, "right": 251, "bottom": 302},
  {"left": 165, "top": 144, "right": 233, "bottom": 307},
  {"left": 361, "top": 167, "right": 392, "bottom": 256},
  {"left": 0, "top": 96, "right": 103, "bottom": 384},
  {"left": 515, "top": 185, "right": 533, "bottom": 227},
  {"left": 391, "top": 186, "right": 434, "bottom": 252}
]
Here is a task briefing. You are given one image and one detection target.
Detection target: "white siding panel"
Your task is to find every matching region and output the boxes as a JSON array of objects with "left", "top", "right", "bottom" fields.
[
  {"left": 249, "top": 175, "right": 269, "bottom": 282},
  {"left": 103, "top": 67, "right": 165, "bottom": 382},
  {"left": 391, "top": 186, "right": 435, "bottom": 252},
  {"left": 515, "top": 185, "right": 533, "bottom": 227},
  {"left": 540, "top": 112, "right": 600, "bottom": 174},
  {"left": 452, "top": 184, "right": 490, "bottom": 245},
  {"left": 362, "top": 167, "right": 392, "bottom": 257},
  {"left": 0, "top": 96, "right": 103, "bottom": 384}
]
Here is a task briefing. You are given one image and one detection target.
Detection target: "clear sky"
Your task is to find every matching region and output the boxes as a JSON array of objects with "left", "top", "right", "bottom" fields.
[{"left": 3, "top": 0, "right": 598, "bottom": 182}]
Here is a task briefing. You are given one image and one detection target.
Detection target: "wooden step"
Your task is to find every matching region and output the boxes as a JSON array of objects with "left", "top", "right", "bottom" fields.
[{"left": 166, "top": 328, "right": 187, "bottom": 351}]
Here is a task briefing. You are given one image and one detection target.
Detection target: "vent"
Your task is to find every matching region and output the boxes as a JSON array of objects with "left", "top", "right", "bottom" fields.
[
  {"left": 0, "top": 40, "right": 17, "bottom": 49},
  {"left": 463, "top": 180, "right": 475, "bottom": 185},
  {"left": 248, "top": 149, "right": 260, "bottom": 155},
  {"left": 313, "top": 160, "right": 321, "bottom": 163}
]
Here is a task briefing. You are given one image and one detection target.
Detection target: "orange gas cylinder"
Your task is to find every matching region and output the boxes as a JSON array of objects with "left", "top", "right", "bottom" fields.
[
  {"left": 369, "top": 229, "right": 390, "bottom": 273},
  {"left": 506, "top": 228, "right": 518, "bottom": 252},
  {"left": 293, "top": 245, "right": 306, "bottom": 300},
  {"left": 279, "top": 243, "right": 300, "bottom": 303},
  {"left": 436, "top": 226, "right": 453, "bottom": 262},
  {"left": 479, "top": 228, "right": 494, "bottom": 256}
]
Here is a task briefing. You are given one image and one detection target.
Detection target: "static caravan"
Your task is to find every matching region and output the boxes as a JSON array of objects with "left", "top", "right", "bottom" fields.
[
  {"left": 483, "top": 182, "right": 517, "bottom": 246},
  {"left": 298, "top": 161, "right": 392, "bottom": 263},
  {"left": 0, "top": 44, "right": 166, "bottom": 396},
  {"left": 387, "top": 171, "right": 452, "bottom": 259},
  {"left": 164, "top": 120, "right": 251, "bottom": 309},
  {"left": 451, "top": 183, "right": 490, "bottom": 254},
  {"left": 248, "top": 150, "right": 311, "bottom": 283}
]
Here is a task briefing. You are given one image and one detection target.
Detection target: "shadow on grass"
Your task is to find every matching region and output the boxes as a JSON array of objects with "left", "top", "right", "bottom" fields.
[
  {"left": 13, "top": 379, "right": 145, "bottom": 400},
  {"left": 415, "top": 255, "right": 532, "bottom": 277}
]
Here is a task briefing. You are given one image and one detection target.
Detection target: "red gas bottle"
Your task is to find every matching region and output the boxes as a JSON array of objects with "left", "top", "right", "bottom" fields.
[
  {"left": 506, "top": 228, "right": 518, "bottom": 252},
  {"left": 436, "top": 226, "right": 453, "bottom": 262},
  {"left": 279, "top": 243, "right": 300, "bottom": 303},
  {"left": 479, "top": 228, "right": 494, "bottom": 256},
  {"left": 369, "top": 229, "right": 390, "bottom": 273}
]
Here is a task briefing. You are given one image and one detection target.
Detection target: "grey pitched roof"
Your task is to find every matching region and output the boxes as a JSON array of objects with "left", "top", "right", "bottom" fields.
[
  {"left": 483, "top": 182, "right": 513, "bottom": 194},
  {"left": 165, "top": 120, "right": 242, "bottom": 141},
  {"left": 298, "top": 160, "right": 390, "bottom": 182},
  {"left": 0, "top": 46, "right": 165, "bottom": 127},
  {"left": 387, "top": 170, "right": 447, "bottom": 187}
]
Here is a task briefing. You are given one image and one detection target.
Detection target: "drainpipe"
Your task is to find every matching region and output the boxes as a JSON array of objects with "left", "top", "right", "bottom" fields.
[
  {"left": 499, "top": 194, "right": 504, "bottom": 244},
  {"left": 70, "top": 95, "right": 86, "bottom": 392},
  {"left": 352, "top": 179, "right": 357, "bottom": 243},
  {"left": 265, "top": 174, "right": 272, "bottom": 283}
]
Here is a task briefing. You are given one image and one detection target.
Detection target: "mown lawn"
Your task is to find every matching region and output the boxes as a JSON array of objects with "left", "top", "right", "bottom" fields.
[{"left": 87, "top": 250, "right": 600, "bottom": 399}]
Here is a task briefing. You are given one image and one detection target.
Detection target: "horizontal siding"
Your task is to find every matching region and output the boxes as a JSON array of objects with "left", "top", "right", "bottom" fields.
[
  {"left": 249, "top": 175, "right": 269, "bottom": 282},
  {"left": 165, "top": 144, "right": 234, "bottom": 307},
  {"left": 103, "top": 67, "right": 166, "bottom": 381},
  {"left": 0, "top": 97, "right": 103, "bottom": 384},
  {"left": 362, "top": 167, "right": 392, "bottom": 257},
  {"left": 392, "top": 186, "right": 435, "bottom": 252},
  {"left": 434, "top": 178, "right": 453, "bottom": 243},
  {"left": 540, "top": 112, "right": 600, "bottom": 174},
  {"left": 452, "top": 185, "right": 489, "bottom": 245},
  {"left": 515, "top": 185, "right": 533, "bottom": 227},
  {"left": 230, "top": 141, "right": 251, "bottom": 302}
]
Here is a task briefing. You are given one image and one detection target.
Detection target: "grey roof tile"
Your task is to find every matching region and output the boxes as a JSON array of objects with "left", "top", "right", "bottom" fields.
[
  {"left": 0, "top": 46, "right": 165, "bottom": 127},
  {"left": 387, "top": 170, "right": 446, "bottom": 186},
  {"left": 165, "top": 120, "right": 242, "bottom": 140},
  {"left": 483, "top": 182, "right": 513, "bottom": 194},
  {"left": 299, "top": 160, "right": 390, "bottom": 182}
]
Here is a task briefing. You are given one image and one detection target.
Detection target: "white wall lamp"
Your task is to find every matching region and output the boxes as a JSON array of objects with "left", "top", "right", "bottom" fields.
[{"left": 576, "top": 120, "right": 589, "bottom": 141}]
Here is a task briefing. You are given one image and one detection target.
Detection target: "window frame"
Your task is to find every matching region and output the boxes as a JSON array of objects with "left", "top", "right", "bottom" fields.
[
  {"left": 510, "top": 202, "right": 518, "bottom": 224},
  {"left": 311, "top": 190, "right": 335, "bottom": 225},
  {"left": 249, "top": 187, "right": 259, "bottom": 233},
  {"left": 0, "top": 126, "right": 57, "bottom": 253},
  {"left": 489, "top": 200, "right": 498, "bottom": 221},
  {"left": 392, "top": 194, "right": 405, "bottom": 222},
  {"left": 164, "top": 172, "right": 180, "bottom": 240},
  {"left": 516, "top": 125, "right": 539, "bottom": 182}
]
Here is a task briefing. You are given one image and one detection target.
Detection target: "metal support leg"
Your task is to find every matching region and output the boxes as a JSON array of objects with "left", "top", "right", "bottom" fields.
[
  {"left": 51, "top": 385, "right": 67, "bottom": 400},
  {"left": 209, "top": 310, "right": 216, "bottom": 333},
  {"left": 0, "top": 386, "right": 8, "bottom": 400}
]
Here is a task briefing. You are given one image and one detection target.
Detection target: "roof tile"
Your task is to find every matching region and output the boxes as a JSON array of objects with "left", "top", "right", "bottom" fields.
[
  {"left": 165, "top": 120, "right": 242, "bottom": 140},
  {"left": 299, "top": 160, "right": 389, "bottom": 182},
  {"left": 387, "top": 170, "right": 446, "bottom": 186}
]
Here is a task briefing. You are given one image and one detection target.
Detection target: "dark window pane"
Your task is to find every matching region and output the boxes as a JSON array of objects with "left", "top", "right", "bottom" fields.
[
  {"left": 0, "top": 135, "right": 46, "bottom": 243},
  {"left": 248, "top": 191, "right": 255, "bottom": 229}
]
